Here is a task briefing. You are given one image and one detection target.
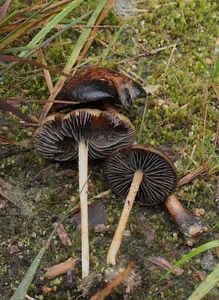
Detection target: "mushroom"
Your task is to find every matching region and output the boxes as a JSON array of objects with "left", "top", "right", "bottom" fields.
[
  {"left": 154, "top": 146, "right": 208, "bottom": 243},
  {"left": 164, "top": 194, "right": 208, "bottom": 245},
  {"left": 36, "top": 108, "right": 135, "bottom": 277},
  {"left": 104, "top": 144, "right": 177, "bottom": 265},
  {"left": 54, "top": 67, "right": 146, "bottom": 111}
]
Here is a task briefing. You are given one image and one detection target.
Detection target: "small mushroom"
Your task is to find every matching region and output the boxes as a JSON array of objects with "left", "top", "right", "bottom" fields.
[
  {"left": 164, "top": 195, "right": 208, "bottom": 245},
  {"left": 54, "top": 67, "right": 146, "bottom": 111},
  {"left": 104, "top": 144, "right": 177, "bottom": 265},
  {"left": 156, "top": 147, "right": 208, "bottom": 243},
  {"left": 36, "top": 109, "right": 135, "bottom": 277}
]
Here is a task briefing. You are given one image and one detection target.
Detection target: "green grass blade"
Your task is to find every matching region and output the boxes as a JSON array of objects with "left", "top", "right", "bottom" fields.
[
  {"left": 19, "top": 0, "right": 85, "bottom": 58},
  {"left": 101, "top": 23, "right": 126, "bottom": 63},
  {"left": 0, "top": 3, "right": 53, "bottom": 50},
  {"left": 138, "top": 101, "right": 148, "bottom": 143},
  {"left": 63, "top": 0, "right": 107, "bottom": 74},
  {"left": 10, "top": 196, "right": 79, "bottom": 300},
  {"left": 187, "top": 263, "right": 219, "bottom": 300},
  {"left": 160, "top": 240, "right": 219, "bottom": 281},
  {"left": 212, "top": 52, "right": 219, "bottom": 79},
  {"left": 2, "top": 12, "right": 91, "bottom": 55},
  {"left": 39, "top": 0, "right": 108, "bottom": 122},
  {"left": 0, "top": 10, "right": 18, "bottom": 27},
  {"left": 10, "top": 231, "right": 54, "bottom": 300}
]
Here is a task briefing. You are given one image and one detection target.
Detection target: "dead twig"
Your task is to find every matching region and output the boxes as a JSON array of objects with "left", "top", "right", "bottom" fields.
[
  {"left": 90, "top": 263, "right": 133, "bottom": 300},
  {"left": 44, "top": 258, "right": 78, "bottom": 280},
  {"left": 38, "top": 50, "right": 54, "bottom": 94},
  {"left": 0, "top": 100, "right": 39, "bottom": 124},
  {"left": 177, "top": 164, "right": 209, "bottom": 187},
  {"left": 0, "top": 96, "right": 78, "bottom": 105}
]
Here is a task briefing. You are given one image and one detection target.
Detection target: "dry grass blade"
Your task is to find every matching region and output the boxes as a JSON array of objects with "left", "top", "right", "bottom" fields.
[
  {"left": 90, "top": 263, "right": 133, "bottom": 300},
  {"left": 0, "top": 96, "right": 78, "bottom": 105},
  {"left": 0, "top": 55, "right": 72, "bottom": 78},
  {"left": 0, "top": 100, "right": 39, "bottom": 124},
  {"left": 77, "top": 0, "right": 116, "bottom": 65},
  {"left": 177, "top": 165, "right": 209, "bottom": 187},
  {"left": 0, "top": 0, "right": 13, "bottom": 22},
  {"left": 0, "top": 136, "right": 30, "bottom": 147},
  {"left": 38, "top": 50, "right": 54, "bottom": 94},
  {"left": 19, "top": 0, "right": 85, "bottom": 58},
  {"left": 44, "top": 258, "right": 78, "bottom": 279},
  {"left": 38, "top": 0, "right": 108, "bottom": 124},
  {"left": 15, "top": 0, "right": 71, "bottom": 16},
  {"left": 0, "top": 11, "right": 55, "bottom": 50}
]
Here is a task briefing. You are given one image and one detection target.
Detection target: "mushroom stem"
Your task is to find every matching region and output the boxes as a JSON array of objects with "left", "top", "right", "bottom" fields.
[
  {"left": 78, "top": 141, "right": 89, "bottom": 278},
  {"left": 107, "top": 170, "right": 144, "bottom": 265},
  {"left": 164, "top": 195, "right": 207, "bottom": 242}
]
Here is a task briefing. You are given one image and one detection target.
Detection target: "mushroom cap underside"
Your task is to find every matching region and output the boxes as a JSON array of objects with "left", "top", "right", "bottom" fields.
[
  {"left": 36, "top": 109, "right": 135, "bottom": 161},
  {"left": 104, "top": 145, "right": 177, "bottom": 206}
]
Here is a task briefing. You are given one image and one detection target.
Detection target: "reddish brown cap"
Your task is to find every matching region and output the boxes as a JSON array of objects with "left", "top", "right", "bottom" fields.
[{"left": 55, "top": 67, "right": 146, "bottom": 110}]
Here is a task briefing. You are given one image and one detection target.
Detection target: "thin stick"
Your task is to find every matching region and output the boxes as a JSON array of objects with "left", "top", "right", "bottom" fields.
[
  {"left": 107, "top": 170, "right": 143, "bottom": 265},
  {"left": 78, "top": 142, "right": 89, "bottom": 278},
  {"left": 39, "top": 49, "right": 54, "bottom": 94}
]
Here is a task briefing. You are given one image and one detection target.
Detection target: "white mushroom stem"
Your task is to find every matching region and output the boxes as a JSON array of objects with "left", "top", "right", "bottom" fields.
[
  {"left": 78, "top": 141, "right": 89, "bottom": 278},
  {"left": 107, "top": 170, "right": 144, "bottom": 265}
]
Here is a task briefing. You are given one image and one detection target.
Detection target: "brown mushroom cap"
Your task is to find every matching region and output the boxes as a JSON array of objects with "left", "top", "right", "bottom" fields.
[
  {"left": 36, "top": 109, "right": 135, "bottom": 161},
  {"left": 55, "top": 67, "right": 146, "bottom": 111},
  {"left": 104, "top": 144, "right": 177, "bottom": 205}
]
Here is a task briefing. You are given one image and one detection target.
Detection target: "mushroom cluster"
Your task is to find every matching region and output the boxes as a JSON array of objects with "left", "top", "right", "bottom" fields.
[{"left": 36, "top": 66, "right": 206, "bottom": 276}]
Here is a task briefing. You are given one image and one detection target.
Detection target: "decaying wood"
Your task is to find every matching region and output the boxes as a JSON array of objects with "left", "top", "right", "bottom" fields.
[
  {"left": 148, "top": 256, "right": 184, "bottom": 276},
  {"left": 44, "top": 258, "right": 78, "bottom": 279},
  {"left": 90, "top": 263, "right": 133, "bottom": 300}
]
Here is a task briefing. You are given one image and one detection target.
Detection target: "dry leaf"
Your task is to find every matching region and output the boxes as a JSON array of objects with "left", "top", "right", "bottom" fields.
[
  {"left": 148, "top": 256, "right": 184, "bottom": 276},
  {"left": 56, "top": 223, "right": 72, "bottom": 246}
]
